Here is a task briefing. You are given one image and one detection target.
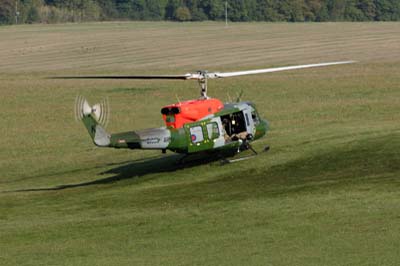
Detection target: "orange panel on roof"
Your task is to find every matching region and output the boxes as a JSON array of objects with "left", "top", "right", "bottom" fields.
[{"left": 161, "top": 98, "right": 224, "bottom": 128}]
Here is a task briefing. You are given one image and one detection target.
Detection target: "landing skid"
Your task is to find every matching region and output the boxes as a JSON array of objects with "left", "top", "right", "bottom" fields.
[
  {"left": 220, "top": 145, "right": 270, "bottom": 164},
  {"left": 220, "top": 154, "right": 257, "bottom": 164},
  {"left": 175, "top": 145, "right": 270, "bottom": 165}
]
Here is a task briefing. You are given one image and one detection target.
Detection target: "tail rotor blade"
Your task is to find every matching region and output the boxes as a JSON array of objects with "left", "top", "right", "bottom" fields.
[
  {"left": 92, "top": 103, "right": 101, "bottom": 121},
  {"left": 74, "top": 95, "right": 80, "bottom": 121},
  {"left": 75, "top": 95, "right": 89, "bottom": 121},
  {"left": 82, "top": 99, "right": 92, "bottom": 116},
  {"left": 74, "top": 96, "right": 110, "bottom": 128}
]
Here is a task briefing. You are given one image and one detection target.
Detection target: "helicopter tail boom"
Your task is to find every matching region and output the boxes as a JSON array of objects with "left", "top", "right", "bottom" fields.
[{"left": 75, "top": 96, "right": 174, "bottom": 150}]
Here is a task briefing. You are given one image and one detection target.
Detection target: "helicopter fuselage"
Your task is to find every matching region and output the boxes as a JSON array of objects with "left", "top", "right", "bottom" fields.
[{"left": 101, "top": 101, "right": 268, "bottom": 154}]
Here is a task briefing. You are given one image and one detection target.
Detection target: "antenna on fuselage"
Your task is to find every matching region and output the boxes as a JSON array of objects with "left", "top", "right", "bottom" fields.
[{"left": 175, "top": 94, "right": 181, "bottom": 103}]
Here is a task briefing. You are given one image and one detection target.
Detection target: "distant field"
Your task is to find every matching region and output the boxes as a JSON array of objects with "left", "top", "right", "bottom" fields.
[
  {"left": 0, "top": 22, "right": 399, "bottom": 266},
  {"left": 1, "top": 22, "right": 400, "bottom": 74}
]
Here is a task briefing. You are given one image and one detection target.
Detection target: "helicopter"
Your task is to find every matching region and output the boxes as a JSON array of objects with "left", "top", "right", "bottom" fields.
[{"left": 67, "top": 61, "right": 354, "bottom": 163}]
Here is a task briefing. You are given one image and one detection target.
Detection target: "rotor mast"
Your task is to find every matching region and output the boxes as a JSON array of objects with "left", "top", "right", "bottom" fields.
[{"left": 197, "top": 70, "right": 208, "bottom": 99}]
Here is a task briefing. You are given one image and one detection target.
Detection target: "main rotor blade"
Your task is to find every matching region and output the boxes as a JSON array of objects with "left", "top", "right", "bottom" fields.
[
  {"left": 212, "top": 61, "right": 355, "bottom": 78},
  {"left": 53, "top": 75, "right": 192, "bottom": 80},
  {"left": 52, "top": 61, "right": 354, "bottom": 81}
]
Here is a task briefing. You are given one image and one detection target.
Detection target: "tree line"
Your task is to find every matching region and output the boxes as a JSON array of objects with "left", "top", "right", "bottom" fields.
[{"left": 1, "top": 0, "right": 400, "bottom": 24}]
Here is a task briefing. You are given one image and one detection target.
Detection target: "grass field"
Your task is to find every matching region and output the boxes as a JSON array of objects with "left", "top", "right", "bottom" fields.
[{"left": 1, "top": 22, "right": 400, "bottom": 265}]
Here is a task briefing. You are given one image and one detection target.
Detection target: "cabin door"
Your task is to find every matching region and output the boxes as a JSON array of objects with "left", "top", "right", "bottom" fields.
[{"left": 186, "top": 119, "right": 224, "bottom": 153}]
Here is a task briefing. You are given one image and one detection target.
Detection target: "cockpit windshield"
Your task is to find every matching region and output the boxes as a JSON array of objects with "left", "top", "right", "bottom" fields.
[{"left": 252, "top": 111, "right": 260, "bottom": 125}]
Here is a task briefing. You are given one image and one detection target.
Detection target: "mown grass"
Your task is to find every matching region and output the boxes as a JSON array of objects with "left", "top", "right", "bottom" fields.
[{"left": 0, "top": 22, "right": 399, "bottom": 265}]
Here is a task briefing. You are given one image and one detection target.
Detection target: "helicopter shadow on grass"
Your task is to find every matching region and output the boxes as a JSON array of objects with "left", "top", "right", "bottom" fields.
[
  {"left": 10, "top": 151, "right": 230, "bottom": 192},
  {"left": 9, "top": 133, "right": 399, "bottom": 194}
]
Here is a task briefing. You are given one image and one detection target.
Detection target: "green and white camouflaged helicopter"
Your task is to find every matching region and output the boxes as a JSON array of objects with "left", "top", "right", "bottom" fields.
[{"left": 71, "top": 61, "right": 353, "bottom": 163}]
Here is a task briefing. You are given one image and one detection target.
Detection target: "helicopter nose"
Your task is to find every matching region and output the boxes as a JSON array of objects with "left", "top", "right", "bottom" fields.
[
  {"left": 253, "top": 119, "right": 269, "bottom": 140},
  {"left": 260, "top": 119, "right": 269, "bottom": 136},
  {"left": 262, "top": 119, "right": 269, "bottom": 131}
]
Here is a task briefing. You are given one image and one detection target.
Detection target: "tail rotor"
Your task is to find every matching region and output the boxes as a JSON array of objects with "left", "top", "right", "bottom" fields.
[{"left": 75, "top": 95, "right": 110, "bottom": 128}]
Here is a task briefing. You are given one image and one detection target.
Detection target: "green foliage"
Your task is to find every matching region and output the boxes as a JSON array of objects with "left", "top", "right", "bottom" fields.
[
  {"left": 344, "top": 0, "right": 367, "bottom": 21},
  {"left": 165, "top": 0, "right": 180, "bottom": 19},
  {"left": 228, "top": 0, "right": 251, "bottom": 22},
  {"left": 375, "top": 0, "right": 400, "bottom": 21},
  {"left": 81, "top": 0, "right": 101, "bottom": 21},
  {"left": 96, "top": 0, "right": 118, "bottom": 19},
  {"left": 36, "top": 5, "right": 75, "bottom": 23},
  {"left": 26, "top": 5, "right": 40, "bottom": 23},
  {"left": 175, "top": 6, "right": 191, "bottom": 21},
  {"left": 199, "top": 0, "right": 224, "bottom": 20},
  {"left": 1, "top": 0, "right": 400, "bottom": 24},
  {"left": 145, "top": 0, "right": 166, "bottom": 20},
  {"left": 359, "top": 0, "right": 376, "bottom": 20},
  {"left": 0, "top": 0, "right": 14, "bottom": 24}
]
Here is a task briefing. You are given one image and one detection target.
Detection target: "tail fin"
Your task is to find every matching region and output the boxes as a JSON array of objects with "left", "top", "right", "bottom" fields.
[{"left": 75, "top": 96, "right": 111, "bottom": 147}]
